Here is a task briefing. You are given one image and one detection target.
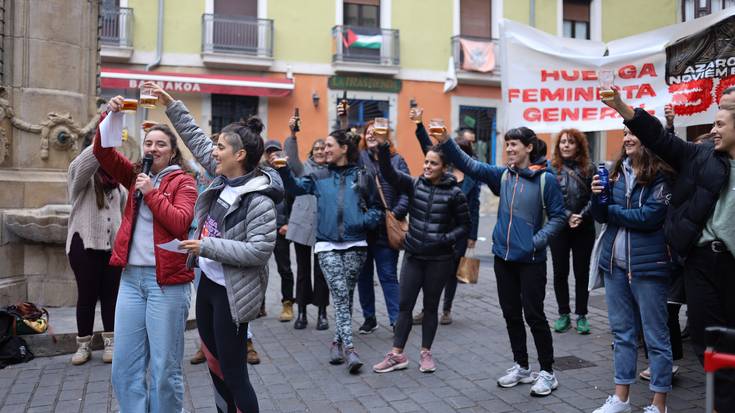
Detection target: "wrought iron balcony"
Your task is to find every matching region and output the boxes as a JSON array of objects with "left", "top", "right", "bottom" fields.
[
  {"left": 332, "top": 25, "right": 399, "bottom": 74},
  {"left": 451, "top": 35, "right": 501, "bottom": 84},
  {"left": 201, "top": 14, "right": 274, "bottom": 69},
  {"left": 100, "top": 7, "right": 133, "bottom": 48}
]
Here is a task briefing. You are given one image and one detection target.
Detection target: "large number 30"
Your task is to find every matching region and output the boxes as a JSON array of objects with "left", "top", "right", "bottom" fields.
[{"left": 669, "top": 75, "right": 735, "bottom": 116}]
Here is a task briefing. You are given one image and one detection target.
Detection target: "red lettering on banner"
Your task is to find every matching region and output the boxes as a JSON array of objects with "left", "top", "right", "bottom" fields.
[
  {"left": 669, "top": 78, "right": 714, "bottom": 116},
  {"left": 545, "top": 108, "right": 560, "bottom": 122},
  {"left": 540, "top": 88, "right": 565, "bottom": 101},
  {"left": 541, "top": 70, "right": 560, "bottom": 82},
  {"left": 524, "top": 108, "right": 541, "bottom": 122},
  {"left": 561, "top": 70, "right": 580, "bottom": 81},
  {"left": 637, "top": 83, "right": 656, "bottom": 99},
  {"left": 581, "top": 70, "right": 597, "bottom": 81},
  {"left": 582, "top": 108, "right": 597, "bottom": 121},
  {"left": 561, "top": 108, "right": 579, "bottom": 121},
  {"left": 619, "top": 65, "right": 637, "bottom": 79},
  {"left": 508, "top": 89, "right": 521, "bottom": 102},
  {"left": 522, "top": 89, "right": 539, "bottom": 102},
  {"left": 600, "top": 107, "right": 619, "bottom": 120},
  {"left": 639, "top": 63, "right": 657, "bottom": 78},
  {"left": 715, "top": 74, "right": 735, "bottom": 104}
]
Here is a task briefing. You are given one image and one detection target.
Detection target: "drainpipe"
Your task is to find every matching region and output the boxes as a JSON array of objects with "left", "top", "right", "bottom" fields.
[
  {"left": 146, "top": 0, "right": 164, "bottom": 72},
  {"left": 529, "top": 0, "right": 536, "bottom": 27},
  {"left": 144, "top": 0, "right": 164, "bottom": 120}
]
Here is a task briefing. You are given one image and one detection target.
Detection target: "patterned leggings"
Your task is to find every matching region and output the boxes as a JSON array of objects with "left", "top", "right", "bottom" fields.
[{"left": 318, "top": 248, "right": 368, "bottom": 349}]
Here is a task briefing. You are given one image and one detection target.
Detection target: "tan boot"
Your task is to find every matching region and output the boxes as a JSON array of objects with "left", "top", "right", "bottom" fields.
[
  {"left": 71, "top": 335, "right": 92, "bottom": 365},
  {"left": 246, "top": 339, "right": 260, "bottom": 365},
  {"left": 102, "top": 332, "right": 114, "bottom": 363},
  {"left": 190, "top": 347, "right": 206, "bottom": 365},
  {"left": 279, "top": 300, "right": 294, "bottom": 322}
]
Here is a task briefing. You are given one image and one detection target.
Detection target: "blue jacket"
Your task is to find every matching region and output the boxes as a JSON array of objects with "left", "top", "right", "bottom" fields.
[
  {"left": 591, "top": 166, "right": 673, "bottom": 278},
  {"left": 278, "top": 164, "right": 383, "bottom": 244},
  {"left": 440, "top": 139, "right": 566, "bottom": 263}
]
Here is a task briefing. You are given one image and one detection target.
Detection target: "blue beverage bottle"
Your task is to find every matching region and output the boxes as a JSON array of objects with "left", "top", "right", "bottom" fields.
[{"left": 598, "top": 162, "right": 609, "bottom": 205}]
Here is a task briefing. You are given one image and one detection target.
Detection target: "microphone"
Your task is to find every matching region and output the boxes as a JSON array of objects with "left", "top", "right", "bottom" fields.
[{"left": 135, "top": 154, "right": 154, "bottom": 203}]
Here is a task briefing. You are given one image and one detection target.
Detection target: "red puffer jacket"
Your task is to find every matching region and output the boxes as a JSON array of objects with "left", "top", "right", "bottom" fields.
[{"left": 93, "top": 111, "right": 197, "bottom": 285}]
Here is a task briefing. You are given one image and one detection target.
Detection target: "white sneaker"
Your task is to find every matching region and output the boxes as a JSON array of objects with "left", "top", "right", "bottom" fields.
[
  {"left": 530, "top": 370, "right": 558, "bottom": 397},
  {"left": 71, "top": 335, "right": 91, "bottom": 366},
  {"left": 497, "top": 363, "right": 534, "bottom": 388},
  {"left": 642, "top": 405, "right": 667, "bottom": 413},
  {"left": 592, "top": 395, "right": 631, "bottom": 413},
  {"left": 102, "top": 332, "right": 114, "bottom": 363}
]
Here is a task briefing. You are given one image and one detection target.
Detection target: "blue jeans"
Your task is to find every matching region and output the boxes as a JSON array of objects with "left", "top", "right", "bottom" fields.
[
  {"left": 357, "top": 244, "right": 400, "bottom": 324},
  {"left": 604, "top": 267, "right": 672, "bottom": 393},
  {"left": 112, "top": 266, "right": 191, "bottom": 412}
]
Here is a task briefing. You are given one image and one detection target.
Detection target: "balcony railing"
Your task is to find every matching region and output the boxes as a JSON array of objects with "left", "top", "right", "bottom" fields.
[
  {"left": 332, "top": 25, "right": 399, "bottom": 67},
  {"left": 100, "top": 7, "right": 133, "bottom": 48},
  {"left": 202, "top": 14, "right": 273, "bottom": 57},
  {"left": 452, "top": 35, "right": 500, "bottom": 75}
]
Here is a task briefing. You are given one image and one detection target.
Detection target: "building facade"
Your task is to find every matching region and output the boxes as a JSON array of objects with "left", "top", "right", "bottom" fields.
[{"left": 99, "top": 0, "right": 726, "bottom": 171}]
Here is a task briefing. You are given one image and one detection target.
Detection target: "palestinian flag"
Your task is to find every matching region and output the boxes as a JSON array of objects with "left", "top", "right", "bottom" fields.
[{"left": 342, "top": 28, "right": 382, "bottom": 49}]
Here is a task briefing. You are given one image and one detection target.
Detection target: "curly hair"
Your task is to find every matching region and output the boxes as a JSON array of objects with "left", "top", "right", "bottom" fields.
[
  {"left": 358, "top": 120, "right": 396, "bottom": 155},
  {"left": 552, "top": 128, "right": 592, "bottom": 177}
]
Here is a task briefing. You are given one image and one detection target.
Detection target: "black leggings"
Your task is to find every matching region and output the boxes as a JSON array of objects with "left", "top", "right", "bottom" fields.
[
  {"left": 196, "top": 274, "right": 258, "bottom": 413},
  {"left": 67, "top": 233, "right": 121, "bottom": 336},
  {"left": 549, "top": 223, "right": 595, "bottom": 316},
  {"left": 294, "top": 242, "right": 329, "bottom": 307},
  {"left": 393, "top": 255, "right": 454, "bottom": 350}
]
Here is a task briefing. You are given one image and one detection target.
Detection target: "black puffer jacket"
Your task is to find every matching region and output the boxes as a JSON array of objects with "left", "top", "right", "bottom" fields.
[
  {"left": 377, "top": 143, "right": 470, "bottom": 260},
  {"left": 624, "top": 108, "right": 730, "bottom": 256},
  {"left": 551, "top": 160, "right": 595, "bottom": 224}
]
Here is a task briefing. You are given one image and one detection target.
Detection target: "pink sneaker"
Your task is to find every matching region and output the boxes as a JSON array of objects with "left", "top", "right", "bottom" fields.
[
  {"left": 373, "top": 352, "right": 409, "bottom": 373},
  {"left": 419, "top": 350, "right": 436, "bottom": 373}
]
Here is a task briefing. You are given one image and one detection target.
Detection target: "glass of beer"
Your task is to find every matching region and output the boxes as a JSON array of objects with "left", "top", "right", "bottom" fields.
[
  {"left": 429, "top": 118, "right": 446, "bottom": 135},
  {"left": 122, "top": 98, "right": 138, "bottom": 113},
  {"left": 272, "top": 151, "right": 288, "bottom": 168},
  {"left": 140, "top": 85, "right": 158, "bottom": 109},
  {"left": 598, "top": 69, "right": 615, "bottom": 101},
  {"left": 374, "top": 117, "right": 389, "bottom": 135},
  {"left": 141, "top": 120, "right": 157, "bottom": 132}
]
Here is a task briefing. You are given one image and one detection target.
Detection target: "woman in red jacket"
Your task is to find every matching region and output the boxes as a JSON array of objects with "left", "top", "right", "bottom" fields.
[{"left": 94, "top": 96, "right": 197, "bottom": 413}]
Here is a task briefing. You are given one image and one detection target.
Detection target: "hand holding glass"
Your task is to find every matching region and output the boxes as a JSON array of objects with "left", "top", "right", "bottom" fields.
[
  {"left": 598, "top": 69, "right": 615, "bottom": 101},
  {"left": 374, "top": 117, "right": 389, "bottom": 135},
  {"left": 140, "top": 85, "right": 158, "bottom": 109}
]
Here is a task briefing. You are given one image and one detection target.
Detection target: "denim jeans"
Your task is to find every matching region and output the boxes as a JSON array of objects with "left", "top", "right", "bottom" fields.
[
  {"left": 112, "top": 266, "right": 191, "bottom": 412},
  {"left": 357, "top": 244, "right": 400, "bottom": 324},
  {"left": 604, "top": 267, "right": 672, "bottom": 393}
]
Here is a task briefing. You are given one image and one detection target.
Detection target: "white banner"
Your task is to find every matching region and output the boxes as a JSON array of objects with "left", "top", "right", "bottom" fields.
[{"left": 500, "top": 9, "right": 735, "bottom": 133}]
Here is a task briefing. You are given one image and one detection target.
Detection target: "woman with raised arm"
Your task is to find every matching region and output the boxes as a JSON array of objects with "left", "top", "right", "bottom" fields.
[
  {"left": 589, "top": 124, "right": 674, "bottom": 413},
  {"left": 273, "top": 128, "right": 383, "bottom": 374},
  {"left": 283, "top": 116, "right": 331, "bottom": 331},
  {"left": 94, "top": 96, "right": 197, "bottom": 413},
  {"left": 371, "top": 127, "right": 470, "bottom": 374}
]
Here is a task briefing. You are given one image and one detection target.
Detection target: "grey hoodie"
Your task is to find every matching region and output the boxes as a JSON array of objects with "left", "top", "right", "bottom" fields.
[{"left": 128, "top": 164, "right": 181, "bottom": 266}]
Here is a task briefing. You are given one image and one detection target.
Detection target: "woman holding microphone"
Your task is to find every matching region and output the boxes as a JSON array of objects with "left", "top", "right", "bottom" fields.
[{"left": 94, "top": 96, "right": 197, "bottom": 412}]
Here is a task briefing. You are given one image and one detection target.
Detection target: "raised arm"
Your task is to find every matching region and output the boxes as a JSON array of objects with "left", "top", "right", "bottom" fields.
[
  {"left": 532, "top": 172, "right": 567, "bottom": 250},
  {"left": 440, "top": 138, "right": 505, "bottom": 194},
  {"left": 377, "top": 143, "right": 414, "bottom": 196},
  {"left": 68, "top": 145, "right": 100, "bottom": 200},
  {"left": 93, "top": 109, "right": 136, "bottom": 188},
  {"left": 165, "top": 100, "right": 217, "bottom": 176},
  {"left": 391, "top": 155, "right": 411, "bottom": 219},
  {"left": 415, "top": 123, "right": 432, "bottom": 154},
  {"left": 276, "top": 165, "right": 316, "bottom": 196},
  {"left": 284, "top": 135, "right": 305, "bottom": 177},
  {"left": 199, "top": 194, "right": 277, "bottom": 267}
]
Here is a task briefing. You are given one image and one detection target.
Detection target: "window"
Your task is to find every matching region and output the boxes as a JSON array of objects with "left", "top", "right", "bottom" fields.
[
  {"left": 211, "top": 94, "right": 259, "bottom": 134},
  {"left": 563, "top": 0, "right": 590, "bottom": 40},
  {"left": 214, "top": 0, "right": 257, "bottom": 16},
  {"left": 336, "top": 97, "right": 388, "bottom": 129},
  {"left": 460, "top": 0, "right": 492, "bottom": 38},
  {"left": 344, "top": 0, "right": 380, "bottom": 28},
  {"left": 458, "top": 106, "right": 497, "bottom": 164},
  {"left": 682, "top": 0, "right": 735, "bottom": 21}
]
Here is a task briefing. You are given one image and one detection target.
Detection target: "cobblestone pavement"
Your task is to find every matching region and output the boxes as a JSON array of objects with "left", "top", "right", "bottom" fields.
[{"left": 0, "top": 216, "right": 707, "bottom": 412}]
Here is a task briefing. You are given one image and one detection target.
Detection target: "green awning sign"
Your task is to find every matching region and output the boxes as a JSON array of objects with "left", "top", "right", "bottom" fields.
[{"left": 328, "top": 76, "right": 402, "bottom": 93}]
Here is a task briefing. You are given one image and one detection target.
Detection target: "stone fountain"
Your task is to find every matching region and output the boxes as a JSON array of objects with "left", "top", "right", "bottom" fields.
[{"left": 0, "top": 0, "right": 135, "bottom": 306}]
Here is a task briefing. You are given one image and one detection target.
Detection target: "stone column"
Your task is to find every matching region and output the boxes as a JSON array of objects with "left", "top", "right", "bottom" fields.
[{"left": 0, "top": 0, "right": 101, "bottom": 306}]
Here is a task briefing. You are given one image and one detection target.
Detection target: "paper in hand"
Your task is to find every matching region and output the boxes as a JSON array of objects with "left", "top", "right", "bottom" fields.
[
  {"left": 157, "top": 239, "right": 187, "bottom": 254},
  {"left": 100, "top": 111, "right": 124, "bottom": 148}
]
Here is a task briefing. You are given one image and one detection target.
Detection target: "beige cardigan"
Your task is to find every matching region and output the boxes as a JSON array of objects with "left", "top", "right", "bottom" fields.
[{"left": 65, "top": 145, "right": 127, "bottom": 254}]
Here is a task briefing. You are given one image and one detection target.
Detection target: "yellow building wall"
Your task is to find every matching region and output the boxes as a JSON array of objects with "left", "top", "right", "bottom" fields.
[
  {"left": 268, "top": 0, "right": 334, "bottom": 63},
  {"left": 392, "top": 0, "right": 453, "bottom": 71},
  {"left": 128, "top": 0, "right": 204, "bottom": 54},
  {"left": 128, "top": 0, "right": 158, "bottom": 52},
  {"left": 503, "top": 0, "right": 557, "bottom": 35},
  {"left": 601, "top": 0, "right": 678, "bottom": 41}
]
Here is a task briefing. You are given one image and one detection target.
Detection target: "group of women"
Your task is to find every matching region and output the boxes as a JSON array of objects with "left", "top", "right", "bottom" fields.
[{"left": 64, "top": 77, "right": 719, "bottom": 413}]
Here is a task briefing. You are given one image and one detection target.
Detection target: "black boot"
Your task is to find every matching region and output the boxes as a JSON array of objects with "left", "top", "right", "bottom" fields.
[
  {"left": 316, "top": 306, "right": 329, "bottom": 330},
  {"left": 294, "top": 305, "right": 308, "bottom": 330}
]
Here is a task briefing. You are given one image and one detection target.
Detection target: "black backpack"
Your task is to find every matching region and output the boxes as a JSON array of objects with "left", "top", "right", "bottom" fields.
[{"left": 0, "top": 309, "right": 34, "bottom": 369}]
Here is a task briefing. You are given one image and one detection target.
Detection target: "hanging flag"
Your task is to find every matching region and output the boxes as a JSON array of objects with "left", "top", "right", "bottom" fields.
[
  {"left": 459, "top": 38, "right": 496, "bottom": 73},
  {"left": 342, "top": 28, "right": 383, "bottom": 49},
  {"left": 444, "top": 56, "right": 458, "bottom": 93}
]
